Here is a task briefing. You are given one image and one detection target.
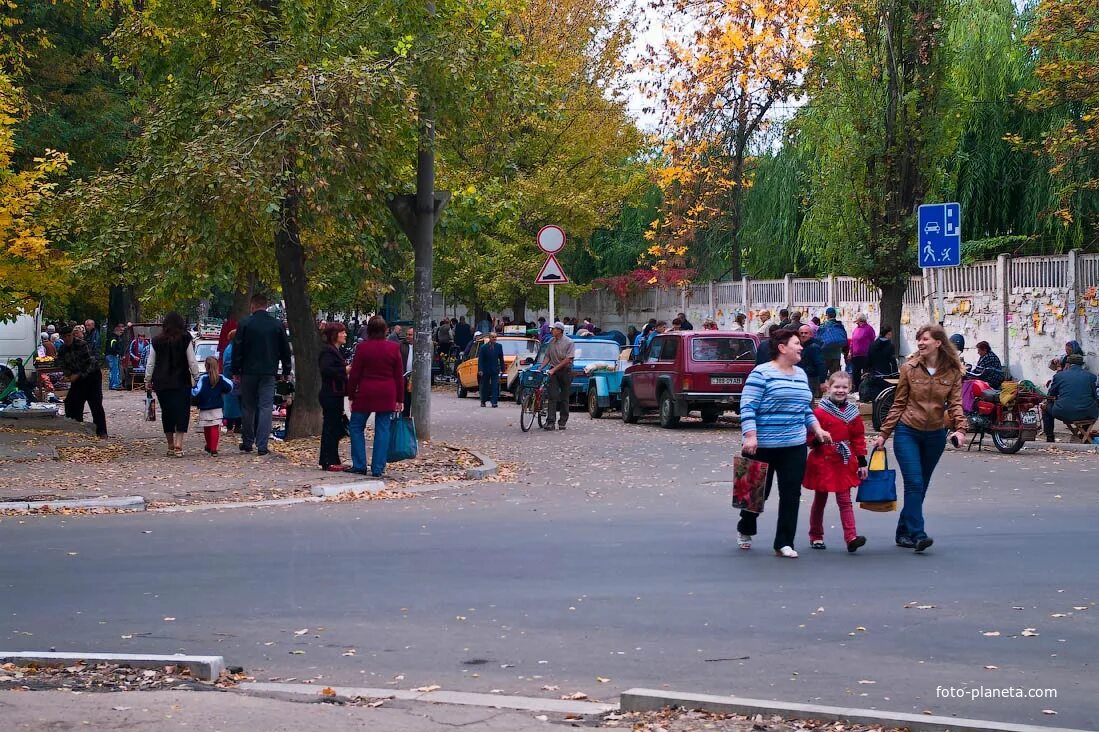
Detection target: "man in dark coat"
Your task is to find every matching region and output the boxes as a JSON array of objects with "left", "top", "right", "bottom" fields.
[
  {"left": 1043, "top": 354, "right": 1098, "bottom": 442},
  {"left": 477, "top": 332, "right": 505, "bottom": 408},
  {"left": 797, "top": 324, "right": 827, "bottom": 397},
  {"left": 453, "top": 316, "right": 473, "bottom": 352},
  {"left": 57, "top": 324, "right": 108, "bottom": 438},
  {"left": 232, "top": 293, "right": 292, "bottom": 455}
]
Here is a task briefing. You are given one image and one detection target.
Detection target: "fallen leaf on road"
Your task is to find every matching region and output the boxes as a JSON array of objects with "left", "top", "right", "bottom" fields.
[
  {"left": 111, "top": 706, "right": 131, "bottom": 711},
  {"left": 321, "top": 687, "right": 336, "bottom": 697},
  {"left": 367, "top": 700, "right": 385, "bottom": 708},
  {"left": 67, "top": 552, "right": 78, "bottom": 556},
  {"left": 596, "top": 676, "right": 610, "bottom": 683},
  {"left": 1050, "top": 613, "right": 1068, "bottom": 618},
  {"left": 1043, "top": 710, "right": 1057, "bottom": 715},
  {"left": 535, "top": 715, "right": 549, "bottom": 722},
  {"left": 857, "top": 680, "right": 876, "bottom": 685},
  {"left": 293, "top": 628, "right": 309, "bottom": 635},
  {"left": 984, "top": 665, "right": 998, "bottom": 670},
  {"left": 120, "top": 635, "right": 132, "bottom": 639},
  {"left": 1021, "top": 628, "right": 1039, "bottom": 637},
  {"left": 855, "top": 626, "right": 867, "bottom": 632},
  {"left": 561, "top": 692, "right": 588, "bottom": 700},
  {"left": 413, "top": 685, "right": 441, "bottom": 693},
  {"left": 289, "top": 650, "right": 305, "bottom": 655},
  {"left": 163, "top": 617, "right": 175, "bottom": 622},
  {"left": 982, "top": 631, "right": 1001, "bottom": 637},
  {"left": 1072, "top": 606, "right": 1088, "bottom": 611},
  {"left": 541, "top": 685, "right": 559, "bottom": 691}
]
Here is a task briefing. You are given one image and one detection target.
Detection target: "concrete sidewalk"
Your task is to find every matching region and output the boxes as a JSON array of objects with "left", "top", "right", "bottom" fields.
[{"left": 1, "top": 689, "right": 563, "bottom": 731}]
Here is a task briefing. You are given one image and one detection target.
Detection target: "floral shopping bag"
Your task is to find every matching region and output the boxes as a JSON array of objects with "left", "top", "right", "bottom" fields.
[{"left": 732, "top": 455, "right": 769, "bottom": 514}]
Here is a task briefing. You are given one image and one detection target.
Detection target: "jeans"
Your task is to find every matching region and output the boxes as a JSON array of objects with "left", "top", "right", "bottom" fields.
[
  {"left": 545, "top": 369, "right": 572, "bottom": 426},
  {"left": 736, "top": 444, "right": 807, "bottom": 550},
  {"left": 64, "top": 372, "right": 108, "bottom": 437},
  {"left": 240, "top": 374, "right": 276, "bottom": 451},
  {"left": 809, "top": 489, "right": 857, "bottom": 544},
  {"left": 479, "top": 371, "right": 500, "bottom": 406},
  {"left": 319, "top": 393, "right": 346, "bottom": 467},
  {"left": 106, "top": 355, "right": 121, "bottom": 390},
  {"left": 349, "top": 411, "right": 394, "bottom": 476},
  {"left": 892, "top": 423, "right": 946, "bottom": 541}
]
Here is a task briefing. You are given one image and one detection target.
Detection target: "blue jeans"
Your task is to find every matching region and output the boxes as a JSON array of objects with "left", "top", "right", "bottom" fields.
[
  {"left": 893, "top": 423, "right": 946, "bottom": 541},
  {"left": 106, "top": 355, "right": 121, "bottom": 390},
  {"left": 349, "top": 411, "right": 394, "bottom": 476},
  {"left": 240, "top": 374, "right": 276, "bottom": 451},
  {"left": 479, "top": 371, "right": 500, "bottom": 405}
]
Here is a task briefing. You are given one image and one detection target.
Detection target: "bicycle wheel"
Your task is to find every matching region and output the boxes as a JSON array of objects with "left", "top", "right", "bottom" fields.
[
  {"left": 536, "top": 390, "right": 547, "bottom": 428},
  {"left": 520, "top": 390, "right": 537, "bottom": 432}
]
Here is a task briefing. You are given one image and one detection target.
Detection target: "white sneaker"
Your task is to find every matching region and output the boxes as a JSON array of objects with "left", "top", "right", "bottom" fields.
[
  {"left": 737, "top": 533, "right": 752, "bottom": 550},
  {"left": 775, "top": 545, "right": 798, "bottom": 559}
]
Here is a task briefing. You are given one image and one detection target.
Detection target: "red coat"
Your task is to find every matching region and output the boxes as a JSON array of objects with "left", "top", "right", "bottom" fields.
[
  {"left": 803, "top": 405, "right": 867, "bottom": 492},
  {"left": 347, "top": 338, "right": 404, "bottom": 414}
]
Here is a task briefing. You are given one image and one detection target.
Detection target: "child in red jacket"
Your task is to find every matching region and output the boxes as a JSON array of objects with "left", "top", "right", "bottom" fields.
[{"left": 804, "top": 371, "right": 869, "bottom": 552}]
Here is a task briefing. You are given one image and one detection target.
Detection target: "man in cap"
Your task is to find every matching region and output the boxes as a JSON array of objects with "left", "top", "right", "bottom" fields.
[
  {"left": 1043, "top": 353, "right": 1098, "bottom": 443},
  {"left": 477, "top": 331, "right": 505, "bottom": 408},
  {"left": 56, "top": 324, "right": 108, "bottom": 438},
  {"left": 539, "top": 321, "right": 575, "bottom": 430}
]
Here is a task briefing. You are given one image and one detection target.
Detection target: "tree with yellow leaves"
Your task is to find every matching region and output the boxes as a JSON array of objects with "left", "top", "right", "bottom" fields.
[
  {"left": 646, "top": 0, "right": 816, "bottom": 280},
  {"left": 0, "top": 71, "right": 69, "bottom": 319}
]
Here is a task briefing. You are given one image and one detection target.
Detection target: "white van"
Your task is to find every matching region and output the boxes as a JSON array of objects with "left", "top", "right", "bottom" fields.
[{"left": 0, "top": 305, "right": 43, "bottom": 375}]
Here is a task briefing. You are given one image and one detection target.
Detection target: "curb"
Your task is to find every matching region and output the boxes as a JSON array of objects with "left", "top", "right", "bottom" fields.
[
  {"left": 0, "top": 651, "right": 224, "bottom": 682},
  {"left": 465, "top": 450, "right": 498, "bottom": 479},
  {"left": 238, "top": 681, "right": 615, "bottom": 716},
  {"left": 619, "top": 689, "right": 1085, "bottom": 732},
  {"left": 150, "top": 497, "right": 325, "bottom": 513},
  {"left": 1, "top": 496, "right": 145, "bottom": 513},
  {"left": 310, "top": 480, "right": 386, "bottom": 498}
]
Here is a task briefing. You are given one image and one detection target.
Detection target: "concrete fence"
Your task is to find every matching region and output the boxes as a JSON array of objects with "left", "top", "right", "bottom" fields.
[{"left": 427, "top": 251, "right": 1099, "bottom": 384}]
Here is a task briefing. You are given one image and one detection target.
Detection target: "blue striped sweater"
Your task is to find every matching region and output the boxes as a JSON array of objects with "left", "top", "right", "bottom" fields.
[{"left": 739, "top": 363, "right": 818, "bottom": 448}]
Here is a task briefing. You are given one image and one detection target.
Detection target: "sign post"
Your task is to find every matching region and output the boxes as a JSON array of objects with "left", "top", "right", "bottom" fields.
[
  {"left": 536, "top": 226, "right": 568, "bottom": 323},
  {"left": 917, "top": 203, "right": 961, "bottom": 324}
]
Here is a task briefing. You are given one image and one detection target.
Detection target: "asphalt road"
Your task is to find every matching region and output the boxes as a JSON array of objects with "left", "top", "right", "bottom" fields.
[{"left": 2, "top": 392, "right": 1096, "bottom": 728}]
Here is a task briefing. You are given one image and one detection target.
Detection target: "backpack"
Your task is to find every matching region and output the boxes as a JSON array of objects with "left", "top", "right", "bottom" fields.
[{"left": 819, "top": 320, "right": 848, "bottom": 348}]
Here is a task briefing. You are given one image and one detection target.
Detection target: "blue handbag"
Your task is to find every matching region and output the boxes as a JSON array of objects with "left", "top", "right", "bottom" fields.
[
  {"left": 387, "top": 415, "right": 418, "bottom": 462},
  {"left": 856, "top": 448, "right": 897, "bottom": 505}
]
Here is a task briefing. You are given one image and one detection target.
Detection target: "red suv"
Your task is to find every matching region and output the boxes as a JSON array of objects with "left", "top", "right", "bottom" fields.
[{"left": 621, "top": 331, "right": 760, "bottom": 428}]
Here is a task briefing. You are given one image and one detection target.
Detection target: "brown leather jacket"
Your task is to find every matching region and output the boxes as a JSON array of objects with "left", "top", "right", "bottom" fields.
[{"left": 880, "top": 356, "right": 967, "bottom": 438}]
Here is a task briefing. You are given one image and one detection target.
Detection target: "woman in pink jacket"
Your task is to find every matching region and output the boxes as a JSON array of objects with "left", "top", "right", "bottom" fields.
[
  {"left": 848, "top": 313, "right": 876, "bottom": 393},
  {"left": 346, "top": 316, "right": 405, "bottom": 476}
]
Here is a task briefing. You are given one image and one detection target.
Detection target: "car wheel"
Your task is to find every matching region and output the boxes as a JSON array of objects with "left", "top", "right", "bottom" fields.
[
  {"left": 621, "top": 387, "right": 639, "bottom": 424},
  {"left": 457, "top": 380, "right": 468, "bottom": 399},
  {"left": 588, "top": 389, "right": 604, "bottom": 419},
  {"left": 701, "top": 407, "right": 721, "bottom": 424},
  {"left": 659, "top": 391, "right": 680, "bottom": 429}
]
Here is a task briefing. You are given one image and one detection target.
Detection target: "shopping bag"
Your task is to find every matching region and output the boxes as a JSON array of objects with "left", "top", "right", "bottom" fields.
[
  {"left": 144, "top": 393, "right": 157, "bottom": 422},
  {"left": 387, "top": 414, "right": 418, "bottom": 462},
  {"left": 732, "top": 454, "right": 769, "bottom": 513},
  {"left": 856, "top": 447, "right": 896, "bottom": 510}
]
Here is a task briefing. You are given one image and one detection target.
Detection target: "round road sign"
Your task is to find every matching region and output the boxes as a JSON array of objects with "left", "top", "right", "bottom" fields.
[{"left": 537, "top": 225, "right": 566, "bottom": 254}]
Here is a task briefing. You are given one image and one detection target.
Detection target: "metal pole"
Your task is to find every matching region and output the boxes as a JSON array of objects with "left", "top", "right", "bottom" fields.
[
  {"left": 936, "top": 268, "right": 945, "bottom": 325},
  {"left": 549, "top": 283, "right": 555, "bottom": 326}
]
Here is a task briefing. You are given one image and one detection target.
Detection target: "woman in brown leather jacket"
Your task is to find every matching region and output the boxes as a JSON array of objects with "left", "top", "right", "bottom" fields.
[{"left": 873, "top": 324, "right": 967, "bottom": 553}]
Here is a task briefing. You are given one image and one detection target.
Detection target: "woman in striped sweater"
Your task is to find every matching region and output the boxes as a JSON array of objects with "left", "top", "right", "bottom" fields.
[{"left": 738, "top": 329, "right": 833, "bottom": 558}]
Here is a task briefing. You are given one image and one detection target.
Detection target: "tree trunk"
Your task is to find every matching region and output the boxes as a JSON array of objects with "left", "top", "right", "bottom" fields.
[
  {"left": 411, "top": 114, "right": 435, "bottom": 441},
  {"left": 274, "top": 186, "right": 322, "bottom": 439},
  {"left": 878, "top": 281, "right": 906, "bottom": 348},
  {"left": 108, "top": 284, "right": 139, "bottom": 328},
  {"left": 512, "top": 295, "right": 527, "bottom": 324},
  {"left": 230, "top": 272, "right": 257, "bottom": 322}
]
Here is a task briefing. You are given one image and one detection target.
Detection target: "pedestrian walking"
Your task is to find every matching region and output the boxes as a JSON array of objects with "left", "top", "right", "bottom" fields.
[
  {"left": 874, "top": 324, "right": 966, "bottom": 553},
  {"left": 804, "top": 372, "right": 868, "bottom": 553},
  {"left": 478, "top": 332, "right": 505, "bottom": 408},
  {"left": 346, "top": 316, "right": 404, "bottom": 477},
  {"left": 146, "top": 312, "right": 200, "bottom": 456},
  {"left": 737, "top": 328, "right": 833, "bottom": 558},
  {"left": 105, "top": 323, "right": 125, "bottom": 390},
  {"left": 220, "top": 330, "right": 242, "bottom": 432},
  {"left": 848, "top": 313, "right": 876, "bottom": 390},
  {"left": 817, "top": 307, "right": 848, "bottom": 375},
  {"left": 231, "top": 294, "right": 292, "bottom": 456},
  {"left": 191, "top": 356, "right": 235, "bottom": 456},
  {"left": 539, "top": 322, "right": 575, "bottom": 431},
  {"left": 82, "top": 318, "right": 102, "bottom": 357},
  {"left": 318, "top": 323, "right": 349, "bottom": 471},
  {"left": 57, "top": 324, "right": 108, "bottom": 438}
]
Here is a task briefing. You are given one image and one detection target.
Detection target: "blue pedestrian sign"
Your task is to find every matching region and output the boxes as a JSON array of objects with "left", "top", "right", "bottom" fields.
[{"left": 918, "top": 203, "right": 961, "bottom": 268}]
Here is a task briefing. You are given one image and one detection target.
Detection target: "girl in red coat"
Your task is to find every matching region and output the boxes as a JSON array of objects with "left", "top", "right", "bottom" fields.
[{"left": 804, "top": 371, "right": 869, "bottom": 552}]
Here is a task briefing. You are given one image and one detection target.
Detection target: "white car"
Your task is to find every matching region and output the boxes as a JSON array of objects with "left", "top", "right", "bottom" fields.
[{"left": 194, "top": 339, "right": 220, "bottom": 372}]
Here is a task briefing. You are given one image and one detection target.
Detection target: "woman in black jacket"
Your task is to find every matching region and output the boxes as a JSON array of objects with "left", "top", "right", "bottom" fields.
[
  {"left": 318, "top": 323, "right": 349, "bottom": 471},
  {"left": 146, "top": 312, "right": 200, "bottom": 457}
]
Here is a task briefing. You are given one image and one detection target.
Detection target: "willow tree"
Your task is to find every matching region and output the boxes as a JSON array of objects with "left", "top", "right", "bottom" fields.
[{"left": 796, "top": 0, "right": 958, "bottom": 336}]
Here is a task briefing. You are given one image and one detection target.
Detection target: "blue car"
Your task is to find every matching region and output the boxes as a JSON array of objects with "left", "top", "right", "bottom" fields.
[{"left": 515, "top": 336, "right": 624, "bottom": 406}]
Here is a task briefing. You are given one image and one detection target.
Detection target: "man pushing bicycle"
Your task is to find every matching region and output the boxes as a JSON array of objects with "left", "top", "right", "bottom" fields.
[{"left": 540, "top": 321, "right": 575, "bottom": 431}]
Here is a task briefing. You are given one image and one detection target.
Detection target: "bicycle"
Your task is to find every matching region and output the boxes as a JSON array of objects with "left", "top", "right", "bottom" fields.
[{"left": 519, "top": 369, "right": 548, "bottom": 433}]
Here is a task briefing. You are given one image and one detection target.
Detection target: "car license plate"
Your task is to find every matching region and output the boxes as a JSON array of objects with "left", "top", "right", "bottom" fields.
[{"left": 711, "top": 376, "right": 742, "bottom": 385}]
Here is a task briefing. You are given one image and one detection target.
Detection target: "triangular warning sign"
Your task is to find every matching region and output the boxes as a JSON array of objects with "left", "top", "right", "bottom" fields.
[{"left": 535, "top": 254, "right": 569, "bottom": 284}]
